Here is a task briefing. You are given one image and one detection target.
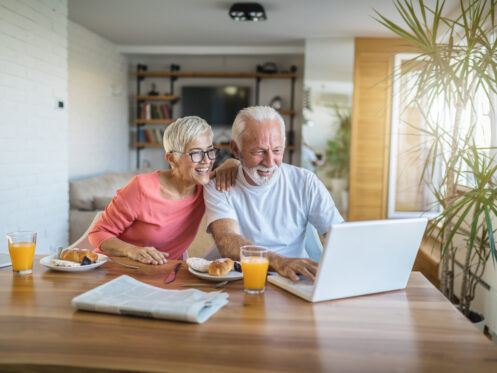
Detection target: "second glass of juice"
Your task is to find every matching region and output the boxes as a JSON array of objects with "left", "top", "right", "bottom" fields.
[
  {"left": 7, "top": 231, "right": 37, "bottom": 275},
  {"left": 240, "top": 245, "right": 269, "bottom": 294}
]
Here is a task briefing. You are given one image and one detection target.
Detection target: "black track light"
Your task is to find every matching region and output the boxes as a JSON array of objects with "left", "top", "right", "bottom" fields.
[{"left": 229, "top": 3, "right": 267, "bottom": 22}]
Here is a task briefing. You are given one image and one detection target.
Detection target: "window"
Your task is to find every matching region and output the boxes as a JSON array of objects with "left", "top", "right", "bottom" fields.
[
  {"left": 388, "top": 54, "right": 440, "bottom": 218},
  {"left": 387, "top": 53, "right": 497, "bottom": 218}
]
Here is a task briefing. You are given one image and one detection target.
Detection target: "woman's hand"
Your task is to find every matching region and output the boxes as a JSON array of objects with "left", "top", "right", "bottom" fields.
[
  {"left": 100, "top": 238, "right": 168, "bottom": 265},
  {"left": 127, "top": 245, "right": 168, "bottom": 265},
  {"left": 210, "top": 158, "right": 240, "bottom": 192}
]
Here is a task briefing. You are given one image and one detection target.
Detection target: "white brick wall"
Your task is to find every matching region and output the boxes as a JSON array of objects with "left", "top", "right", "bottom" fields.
[
  {"left": 68, "top": 21, "right": 129, "bottom": 180},
  {"left": 0, "top": 0, "right": 68, "bottom": 255}
]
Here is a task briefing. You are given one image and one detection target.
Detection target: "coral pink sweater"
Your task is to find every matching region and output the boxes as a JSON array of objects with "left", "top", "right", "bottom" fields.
[{"left": 88, "top": 171, "right": 205, "bottom": 260}]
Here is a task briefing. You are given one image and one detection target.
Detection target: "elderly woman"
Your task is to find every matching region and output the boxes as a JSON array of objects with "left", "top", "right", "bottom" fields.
[{"left": 88, "top": 116, "right": 237, "bottom": 264}]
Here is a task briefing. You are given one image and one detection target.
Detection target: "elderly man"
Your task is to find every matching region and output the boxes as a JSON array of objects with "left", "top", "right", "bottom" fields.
[{"left": 204, "top": 106, "right": 343, "bottom": 281}]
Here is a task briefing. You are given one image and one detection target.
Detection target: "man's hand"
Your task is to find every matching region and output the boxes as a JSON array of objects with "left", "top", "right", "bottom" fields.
[
  {"left": 126, "top": 246, "right": 168, "bottom": 265},
  {"left": 210, "top": 158, "right": 240, "bottom": 192},
  {"left": 269, "top": 253, "right": 318, "bottom": 282}
]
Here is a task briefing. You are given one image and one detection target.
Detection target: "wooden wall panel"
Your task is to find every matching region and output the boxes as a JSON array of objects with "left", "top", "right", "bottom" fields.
[{"left": 348, "top": 38, "right": 419, "bottom": 221}]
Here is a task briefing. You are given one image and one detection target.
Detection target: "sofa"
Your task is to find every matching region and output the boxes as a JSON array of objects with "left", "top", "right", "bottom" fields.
[{"left": 69, "top": 169, "right": 214, "bottom": 257}]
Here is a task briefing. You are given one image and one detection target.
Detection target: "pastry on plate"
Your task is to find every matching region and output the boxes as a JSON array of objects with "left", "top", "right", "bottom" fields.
[
  {"left": 186, "top": 257, "right": 211, "bottom": 273},
  {"left": 208, "top": 258, "right": 234, "bottom": 277},
  {"left": 60, "top": 248, "right": 98, "bottom": 264}
]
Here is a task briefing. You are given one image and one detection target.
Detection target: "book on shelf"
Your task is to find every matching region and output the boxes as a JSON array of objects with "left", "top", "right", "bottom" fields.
[
  {"left": 152, "top": 104, "right": 162, "bottom": 119},
  {"left": 137, "top": 128, "right": 146, "bottom": 143},
  {"left": 138, "top": 103, "right": 171, "bottom": 120},
  {"left": 138, "top": 128, "right": 165, "bottom": 145},
  {"left": 155, "top": 128, "right": 164, "bottom": 143},
  {"left": 143, "top": 129, "right": 154, "bottom": 143},
  {"left": 146, "top": 103, "right": 151, "bottom": 119},
  {"left": 161, "top": 103, "right": 171, "bottom": 119}
]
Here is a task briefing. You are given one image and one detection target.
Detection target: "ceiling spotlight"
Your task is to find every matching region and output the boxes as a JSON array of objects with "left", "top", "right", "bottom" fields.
[{"left": 229, "top": 3, "right": 267, "bottom": 22}]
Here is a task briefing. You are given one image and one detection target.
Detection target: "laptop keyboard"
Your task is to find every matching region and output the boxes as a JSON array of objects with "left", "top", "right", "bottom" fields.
[{"left": 273, "top": 275, "right": 314, "bottom": 295}]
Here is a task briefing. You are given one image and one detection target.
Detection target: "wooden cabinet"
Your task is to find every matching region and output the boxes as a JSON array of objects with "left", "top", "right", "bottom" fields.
[{"left": 134, "top": 65, "right": 297, "bottom": 168}]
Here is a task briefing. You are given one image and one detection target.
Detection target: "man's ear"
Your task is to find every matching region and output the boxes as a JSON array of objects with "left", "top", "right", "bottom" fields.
[
  {"left": 230, "top": 140, "right": 240, "bottom": 159},
  {"left": 165, "top": 152, "right": 176, "bottom": 168}
]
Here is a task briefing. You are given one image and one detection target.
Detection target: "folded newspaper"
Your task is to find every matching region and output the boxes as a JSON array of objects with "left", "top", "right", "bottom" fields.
[{"left": 72, "top": 275, "right": 229, "bottom": 323}]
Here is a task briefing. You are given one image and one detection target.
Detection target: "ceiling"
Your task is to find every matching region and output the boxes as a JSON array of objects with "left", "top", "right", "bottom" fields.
[{"left": 68, "top": 0, "right": 458, "bottom": 49}]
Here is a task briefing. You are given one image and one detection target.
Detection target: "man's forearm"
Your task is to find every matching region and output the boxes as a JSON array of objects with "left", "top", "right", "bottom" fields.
[
  {"left": 212, "top": 232, "right": 253, "bottom": 260},
  {"left": 214, "top": 230, "right": 283, "bottom": 269},
  {"left": 212, "top": 227, "right": 282, "bottom": 265}
]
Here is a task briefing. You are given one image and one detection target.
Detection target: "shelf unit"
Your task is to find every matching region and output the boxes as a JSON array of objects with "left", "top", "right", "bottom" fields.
[{"left": 134, "top": 65, "right": 297, "bottom": 168}]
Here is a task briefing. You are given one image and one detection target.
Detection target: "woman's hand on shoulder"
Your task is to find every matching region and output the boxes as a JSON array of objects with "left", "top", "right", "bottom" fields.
[
  {"left": 210, "top": 158, "right": 240, "bottom": 192},
  {"left": 127, "top": 245, "right": 168, "bottom": 265}
]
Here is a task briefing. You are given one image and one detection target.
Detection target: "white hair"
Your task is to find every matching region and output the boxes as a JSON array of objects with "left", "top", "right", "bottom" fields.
[
  {"left": 231, "top": 106, "right": 286, "bottom": 150},
  {"left": 163, "top": 116, "right": 213, "bottom": 157}
]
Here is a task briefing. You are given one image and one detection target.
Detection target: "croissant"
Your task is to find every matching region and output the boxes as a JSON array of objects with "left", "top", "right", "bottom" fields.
[
  {"left": 208, "top": 258, "right": 234, "bottom": 277},
  {"left": 60, "top": 249, "right": 98, "bottom": 264}
]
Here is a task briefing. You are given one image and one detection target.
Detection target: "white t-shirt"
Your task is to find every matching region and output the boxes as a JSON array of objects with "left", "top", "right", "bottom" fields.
[{"left": 203, "top": 163, "right": 343, "bottom": 258}]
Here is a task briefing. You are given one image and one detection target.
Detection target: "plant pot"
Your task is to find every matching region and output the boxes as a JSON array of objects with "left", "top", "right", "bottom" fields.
[
  {"left": 470, "top": 310, "right": 486, "bottom": 333},
  {"left": 459, "top": 308, "right": 485, "bottom": 332}
]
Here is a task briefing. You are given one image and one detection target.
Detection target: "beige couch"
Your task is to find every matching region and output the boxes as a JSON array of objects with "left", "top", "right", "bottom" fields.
[{"left": 68, "top": 169, "right": 213, "bottom": 257}]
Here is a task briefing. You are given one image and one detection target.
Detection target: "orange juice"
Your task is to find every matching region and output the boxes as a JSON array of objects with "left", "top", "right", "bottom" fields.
[
  {"left": 241, "top": 257, "right": 269, "bottom": 290},
  {"left": 8, "top": 242, "right": 36, "bottom": 272}
]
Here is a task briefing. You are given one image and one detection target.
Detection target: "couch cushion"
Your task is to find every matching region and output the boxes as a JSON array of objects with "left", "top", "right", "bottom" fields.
[
  {"left": 69, "top": 210, "right": 101, "bottom": 244},
  {"left": 94, "top": 196, "right": 113, "bottom": 210},
  {"left": 70, "top": 169, "right": 150, "bottom": 210}
]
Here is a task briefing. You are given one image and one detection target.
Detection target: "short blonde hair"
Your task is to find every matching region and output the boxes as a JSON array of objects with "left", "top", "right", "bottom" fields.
[
  {"left": 163, "top": 116, "right": 213, "bottom": 156},
  {"left": 232, "top": 106, "right": 285, "bottom": 150}
]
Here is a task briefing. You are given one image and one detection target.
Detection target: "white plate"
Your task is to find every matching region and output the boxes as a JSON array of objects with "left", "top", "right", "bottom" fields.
[
  {"left": 188, "top": 267, "right": 243, "bottom": 282},
  {"left": 40, "top": 254, "right": 108, "bottom": 272}
]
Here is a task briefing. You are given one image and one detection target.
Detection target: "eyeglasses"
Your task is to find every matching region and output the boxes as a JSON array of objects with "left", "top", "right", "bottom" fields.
[{"left": 170, "top": 148, "right": 219, "bottom": 163}]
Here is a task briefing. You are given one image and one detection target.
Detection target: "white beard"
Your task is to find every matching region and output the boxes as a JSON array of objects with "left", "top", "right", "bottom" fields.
[{"left": 242, "top": 164, "right": 280, "bottom": 185}]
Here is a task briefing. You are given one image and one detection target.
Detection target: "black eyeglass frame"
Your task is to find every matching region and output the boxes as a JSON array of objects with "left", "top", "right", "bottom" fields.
[{"left": 170, "top": 148, "right": 219, "bottom": 163}]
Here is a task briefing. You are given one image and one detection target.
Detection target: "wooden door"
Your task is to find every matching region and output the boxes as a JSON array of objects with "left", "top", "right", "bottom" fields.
[{"left": 349, "top": 38, "right": 419, "bottom": 221}]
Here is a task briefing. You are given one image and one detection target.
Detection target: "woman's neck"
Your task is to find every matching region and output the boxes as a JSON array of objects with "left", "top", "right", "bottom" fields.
[{"left": 158, "top": 170, "right": 197, "bottom": 200}]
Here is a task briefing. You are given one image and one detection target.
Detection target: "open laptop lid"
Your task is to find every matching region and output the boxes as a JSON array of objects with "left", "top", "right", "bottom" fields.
[{"left": 311, "top": 218, "right": 427, "bottom": 302}]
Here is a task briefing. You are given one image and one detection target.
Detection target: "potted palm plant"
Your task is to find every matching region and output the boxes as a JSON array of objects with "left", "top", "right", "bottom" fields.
[
  {"left": 375, "top": 0, "right": 497, "bottom": 323},
  {"left": 325, "top": 105, "right": 351, "bottom": 213},
  {"left": 326, "top": 105, "right": 351, "bottom": 180}
]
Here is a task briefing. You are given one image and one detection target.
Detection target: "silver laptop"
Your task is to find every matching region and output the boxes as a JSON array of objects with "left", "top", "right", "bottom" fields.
[{"left": 268, "top": 218, "right": 428, "bottom": 302}]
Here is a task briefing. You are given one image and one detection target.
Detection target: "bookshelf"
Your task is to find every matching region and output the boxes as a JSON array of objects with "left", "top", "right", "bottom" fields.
[{"left": 134, "top": 64, "right": 298, "bottom": 168}]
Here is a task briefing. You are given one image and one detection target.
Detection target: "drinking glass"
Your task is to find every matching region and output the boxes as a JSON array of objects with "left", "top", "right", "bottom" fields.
[
  {"left": 240, "top": 245, "right": 269, "bottom": 294},
  {"left": 6, "top": 231, "right": 37, "bottom": 274}
]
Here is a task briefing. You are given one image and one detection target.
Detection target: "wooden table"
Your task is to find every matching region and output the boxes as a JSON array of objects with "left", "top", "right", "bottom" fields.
[{"left": 1, "top": 256, "right": 496, "bottom": 372}]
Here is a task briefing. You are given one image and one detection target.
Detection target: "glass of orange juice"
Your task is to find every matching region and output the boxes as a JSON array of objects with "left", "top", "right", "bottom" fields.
[
  {"left": 240, "top": 245, "right": 269, "bottom": 294},
  {"left": 6, "top": 231, "right": 37, "bottom": 274}
]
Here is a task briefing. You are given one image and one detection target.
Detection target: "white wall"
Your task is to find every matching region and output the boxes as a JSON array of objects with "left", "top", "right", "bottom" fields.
[
  {"left": 127, "top": 54, "right": 304, "bottom": 170},
  {"left": 303, "top": 38, "right": 354, "bottom": 216},
  {"left": 305, "top": 38, "right": 354, "bottom": 83},
  {"left": 303, "top": 38, "right": 354, "bottom": 155},
  {"left": 68, "top": 21, "right": 129, "bottom": 180},
  {"left": 0, "top": 0, "right": 68, "bottom": 255}
]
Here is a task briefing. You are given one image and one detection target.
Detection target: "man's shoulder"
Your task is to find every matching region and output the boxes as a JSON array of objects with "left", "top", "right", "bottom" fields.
[
  {"left": 280, "top": 163, "right": 316, "bottom": 182},
  {"left": 203, "top": 179, "right": 222, "bottom": 198},
  {"left": 203, "top": 178, "right": 240, "bottom": 200}
]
